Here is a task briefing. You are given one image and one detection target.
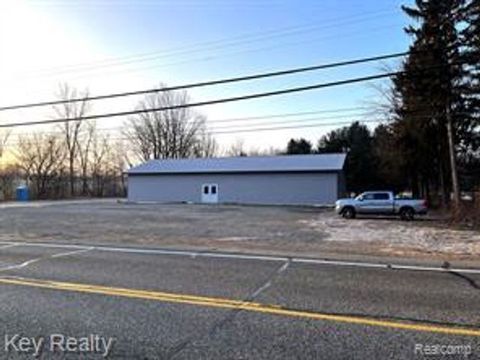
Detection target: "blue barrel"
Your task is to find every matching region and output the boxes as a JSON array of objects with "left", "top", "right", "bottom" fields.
[{"left": 16, "top": 186, "right": 29, "bottom": 201}]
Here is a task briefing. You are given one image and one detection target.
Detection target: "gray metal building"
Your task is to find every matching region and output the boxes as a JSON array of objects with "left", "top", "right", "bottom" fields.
[{"left": 127, "top": 154, "right": 346, "bottom": 205}]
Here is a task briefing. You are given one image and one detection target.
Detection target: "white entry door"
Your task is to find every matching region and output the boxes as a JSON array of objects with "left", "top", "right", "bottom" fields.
[{"left": 201, "top": 184, "right": 218, "bottom": 203}]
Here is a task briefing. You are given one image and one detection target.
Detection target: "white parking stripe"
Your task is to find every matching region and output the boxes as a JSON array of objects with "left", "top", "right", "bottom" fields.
[
  {"left": 2, "top": 241, "right": 480, "bottom": 274},
  {"left": 0, "top": 246, "right": 94, "bottom": 272},
  {"left": 6, "top": 242, "right": 91, "bottom": 250},
  {"left": 291, "top": 258, "right": 480, "bottom": 274},
  {"left": 0, "top": 257, "right": 42, "bottom": 271},
  {"left": 0, "top": 244, "right": 18, "bottom": 250},
  {"left": 51, "top": 247, "right": 94, "bottom": 258}
]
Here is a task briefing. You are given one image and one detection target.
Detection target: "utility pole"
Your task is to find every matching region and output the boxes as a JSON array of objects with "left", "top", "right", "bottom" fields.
[{"left": 445, "top": 101, "right": 460, "bottom": 210}]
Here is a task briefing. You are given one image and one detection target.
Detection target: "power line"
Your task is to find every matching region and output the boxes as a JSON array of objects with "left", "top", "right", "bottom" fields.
[
  {"left": 16, "top": 9, "right": 395, "bottom": 78},
  {"left": 3, "top": 108, "right": 378, "bottom": 147},
  {"left": 0, "top": 52, "right": 409, "bottom": 112},
  {"left": 28, "top": 22, "right": 402, "bottom": 87},
  {"left": 210, "top": 119, "right": 382, "bottom": 135},
  {"left": 2, "top": 106, "right": 468, "bottom": 147},
  {"left": 7, "top": 108, "right": 470, "bottom": 146},
  {"left": 103, "top": 107, "right": 373, "bottom": 130},
  {"left": 0, "top": 58, "right": 464, "bottom": 130},
  {"left": 6, "top": 111, "right": 378, "bottom": 140},
  {"left": 206, "top": 107, "right": 373, "bottom": 123},
  {"left": 210, "top": 113, "right": 376, "bottom": 130},
  {"left": 6, "top": 107, "right": 468, "bottom": 147},
  {"left": 2, "top": 22, "right": 403, "bottom": 103},
  {"left": 58, "top": 23, "right": 402, "bottom": 84},
  {"left": 6, "top": 108, "right": 452, "bottom": 142},
  {"left": 3, "top": 119, "right": 383, "bottom": 147},
  {"left": 206, "top": 110, "right": 472, "bottom": 134},
  {"left": 0, "top": 70, "right": 402, "bottom": 129}
]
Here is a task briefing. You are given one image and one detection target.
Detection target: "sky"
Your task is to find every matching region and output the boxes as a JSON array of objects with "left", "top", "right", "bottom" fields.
[{"left": 0, "top": 0, "right": 415, "bottom": 156}]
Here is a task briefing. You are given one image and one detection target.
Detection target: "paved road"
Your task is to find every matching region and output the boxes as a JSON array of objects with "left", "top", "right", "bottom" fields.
[{"left": 0, "top": 242, "right": 478, "bottom": 359}]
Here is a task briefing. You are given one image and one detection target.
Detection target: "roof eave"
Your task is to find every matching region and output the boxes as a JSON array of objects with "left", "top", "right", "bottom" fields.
[{"left": 128, "top": 169, "right": 344, "bottom": 175}]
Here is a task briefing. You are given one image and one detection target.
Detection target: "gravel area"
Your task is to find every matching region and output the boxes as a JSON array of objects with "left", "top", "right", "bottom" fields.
[{"left": 0, "top": 199, "right": 478, "bottom": 261}]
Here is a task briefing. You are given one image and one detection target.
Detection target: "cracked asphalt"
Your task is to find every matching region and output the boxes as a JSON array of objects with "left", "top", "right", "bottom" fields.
[{"left": 0, "top": 242, "right": 479, "bottom": 359}]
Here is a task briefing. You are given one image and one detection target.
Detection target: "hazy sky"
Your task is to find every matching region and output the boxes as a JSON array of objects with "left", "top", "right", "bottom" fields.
[{"left": 0, "top": 0, "right": 414, "bottom": 154}]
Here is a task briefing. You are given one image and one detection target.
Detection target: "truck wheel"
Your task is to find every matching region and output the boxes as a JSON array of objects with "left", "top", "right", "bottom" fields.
[
  {"left": 342, "top": 207, "right": 356, "bottom": 219},
  {"left": 400, "top": 207, "right": 414, "bottom": 221}
]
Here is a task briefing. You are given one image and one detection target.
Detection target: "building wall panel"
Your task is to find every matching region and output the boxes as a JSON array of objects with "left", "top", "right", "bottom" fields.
[{"left": 128, "top": 172, "right": 340, "bottom": 205}]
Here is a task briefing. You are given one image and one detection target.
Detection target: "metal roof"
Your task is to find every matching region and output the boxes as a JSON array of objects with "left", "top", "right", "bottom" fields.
[{"left": 128, "top": 154, "right": 346, "bottom": 175}]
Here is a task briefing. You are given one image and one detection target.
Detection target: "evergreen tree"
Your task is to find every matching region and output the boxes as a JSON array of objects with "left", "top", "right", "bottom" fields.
[
  {"left": 393, "top": 0, "right": 466, "bottom": 203},
  {"left": 459, "top": 0, "right": 480, "bottom": 191},
  {"left": 372, "top": 124, "right": 409, "bottom": 193},
  {"left": 461, "top": 0, "right": 480, "bottom": 150},
  {"left": 286, "top": 138, "right": 313, "bottom": 155},
  {"left": 317, "top": 122, "right": 379, "bottom": 193}
]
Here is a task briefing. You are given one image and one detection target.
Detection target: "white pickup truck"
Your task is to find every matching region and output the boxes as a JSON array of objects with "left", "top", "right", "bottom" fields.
[{"left": 335, "top": 191, "right": 428, "bottom": 221}]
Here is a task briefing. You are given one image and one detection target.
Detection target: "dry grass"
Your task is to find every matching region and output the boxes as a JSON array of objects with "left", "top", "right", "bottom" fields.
[{"left": 449, "top": 192, "right": 480, "bottom": 230}]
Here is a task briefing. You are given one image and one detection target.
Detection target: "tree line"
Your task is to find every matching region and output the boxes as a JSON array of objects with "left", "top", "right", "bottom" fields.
[
  {"left": 387, "top": 0, "right": 479, "bottom": 208},
  {"left": 0, "top": 0, "right": 478, "bottom": 207},
  {"left": 0, "top": 84, "right": 217, "bottom": 200},
  {"left": 288, "top": 0, "right": 480, "bottom": 209}
]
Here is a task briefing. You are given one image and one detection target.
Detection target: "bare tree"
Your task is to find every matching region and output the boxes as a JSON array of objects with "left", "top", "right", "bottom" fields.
[
  {"left": 89, "top": 132, "right": 111, "bottom": 196},
  {"left": 0, "top": 164, "right": 18, "bottom": 201},
  {"left": 0, "top": 130, "right": 14, "bottom": 200},
  {"left": 247, "top": 146, "right": 282, "bottom": 156},
  {"left": 364, "top": 62, "right": 404, "bottom": 120},
  {"left": 53, "top": 84, "right": 91, "bottom": 197},
  {"left": 109, "top": 140, "right": 130, "bottom": 197},
  {"left": 16, "top": 134, "right": 65, "bottom": 199},
  {"left": 227, "top": 138, "right": 247, "bottom": 157},
  {"left": 0, "top": 130, "right": 10, "bottom": 158},
  {"left": 124, "top": 85, "right": 215, "bottom": 161},
  {"left": 77, "top": 122, "right": 95, "bottom": 196},
  {"left": 192, "top": 129, "right": 218, "bottom": 158}
]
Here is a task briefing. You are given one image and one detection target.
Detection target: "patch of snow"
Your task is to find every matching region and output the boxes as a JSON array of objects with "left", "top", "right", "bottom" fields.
[
  {"left": 215, "top": 236, "right": 257, "bottom": 242},
  {"left": 300, "top": 217, "right": 480, "bottom": 255}
]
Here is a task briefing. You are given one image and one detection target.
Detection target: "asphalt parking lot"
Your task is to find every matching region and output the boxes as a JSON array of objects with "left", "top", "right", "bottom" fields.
[
  {"left": 0, "top": 242, "right": 479, "bottom": 359},
  {"left": 0, "top": 199, "right": 478, "bottom": 262}
]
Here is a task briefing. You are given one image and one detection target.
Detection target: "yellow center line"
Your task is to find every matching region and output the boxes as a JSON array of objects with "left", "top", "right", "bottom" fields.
[{"left": 1, "top": 277, "right": 479, "bottom": 337}]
